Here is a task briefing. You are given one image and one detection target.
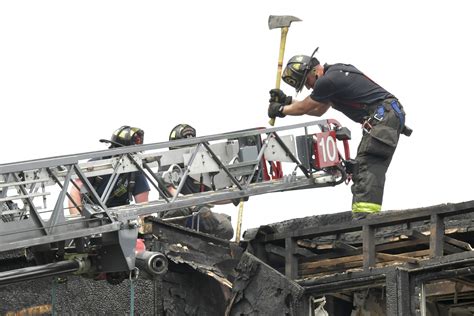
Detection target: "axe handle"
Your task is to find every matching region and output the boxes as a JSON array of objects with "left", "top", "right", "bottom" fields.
[
  {"left": 235, "top": 199, "right": 245, "bottom": 243},
  {"left": 269, "top": 26, "right": 289, "bottom": 126}
]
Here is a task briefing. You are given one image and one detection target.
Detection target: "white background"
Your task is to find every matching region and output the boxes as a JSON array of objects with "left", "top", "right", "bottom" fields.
[{"left": 1, "top": 1, "right": 473, "bottom": 235}]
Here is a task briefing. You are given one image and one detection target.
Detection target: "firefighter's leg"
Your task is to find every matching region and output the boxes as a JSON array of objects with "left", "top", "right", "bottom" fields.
[
  {"left": 351, "top": 106, "right": 401, "bottom": 213},
  {"left": 351, "top": 153, "right": 392, "bottom": 213}
]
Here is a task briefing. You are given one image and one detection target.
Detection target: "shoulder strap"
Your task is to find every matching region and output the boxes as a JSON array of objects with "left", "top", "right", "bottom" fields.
[{"left": 127, "top": 172, "right": 137, "bottom": 200}]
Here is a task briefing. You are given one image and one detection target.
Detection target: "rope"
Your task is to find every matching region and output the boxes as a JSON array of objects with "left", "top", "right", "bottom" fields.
[
  {"left": 130, "top": 278, "right": 135, "bottom": 316},
  {"left": 130, "top": 268, "right": 139, "bottom": 316},
  {"left": 51, "top": 278, "right": 57, "bottom": 316}
]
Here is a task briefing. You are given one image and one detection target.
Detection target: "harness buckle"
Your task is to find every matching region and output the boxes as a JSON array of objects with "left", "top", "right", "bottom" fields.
[
  {"left": 373, "top": 105, "right": 385, "bottom": 122},
  {"left": 362, "top": 120, "right": 372, "bottom": 134},
  {"left": 373, "top": 112, "right": 383, "bottom": 121}
]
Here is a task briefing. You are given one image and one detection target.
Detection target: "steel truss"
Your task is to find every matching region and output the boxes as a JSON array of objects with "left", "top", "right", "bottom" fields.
[{"left": 0, "top": 119, "right": 351, "bottom": 281}]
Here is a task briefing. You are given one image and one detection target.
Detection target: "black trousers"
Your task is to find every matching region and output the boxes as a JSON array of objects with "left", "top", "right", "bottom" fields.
[{"left": 351, "top": 99, "right": 404, "bottom": 212}]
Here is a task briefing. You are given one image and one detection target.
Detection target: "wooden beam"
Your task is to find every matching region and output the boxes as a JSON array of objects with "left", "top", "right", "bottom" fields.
[
  {"left": 363, "top": 225, "right": 375, "bottom": 271},
  {"left": 334, "top": 240, "right": 358, "bottom": 251},
  {"left": 300, "top": 254, "right": 363, "bottom": 270},
  {"left": 430, "top": 214, "right": 445, "bottom": 257},
  {"left": 265, "top": 244, "right": 285, "bottom": 257},
  {"left": 376, "top": 239, "right": 425, "bottom": 252},
  {"left": 297, "top": 239, "right": 333, "bottom": 250},
  {"left": 452, "top": 277, "right": 474, "bottom": 289},
  {"left": 444, "top": 235, "right": 473, "bottom": 251},
  {"left": 300, "top": 249, "right": 430, "bottom": 270},
  {"left": 401, "top": 229, "right": 466, "bottom": 254},
  {"left": 300, "top": 236, "right": 431, "bottom": 263},
  {"left": 266, "top": 243, "right": 316, "bottom": 258},
  {"left": 376, "top": 252, "right": 419, "bottom": 264},
  {"left": 299, "top": 258, "right": 364, "bottom": 276},
  {"left": 263, "top": 201, "right": 474, "bottom": 242},
  {"left": 285, "top": 237, "right": 298, "bottom": 279}
]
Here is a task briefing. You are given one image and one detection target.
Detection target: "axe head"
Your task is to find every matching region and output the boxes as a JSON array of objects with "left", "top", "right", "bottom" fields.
[{"left": 268, "top": 15, "right": 302, "bottom": 30}]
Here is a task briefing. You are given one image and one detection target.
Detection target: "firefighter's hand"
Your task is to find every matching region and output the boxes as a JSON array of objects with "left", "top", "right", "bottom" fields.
[
  {"left": 268, "top": 102, "right": 286, "bottom": 119},
  {"left": 269, "top": 89, "right": 292, "bottom": 105},
  {"left": 232, "top": 196, "right": 249, "bottom": 206}
]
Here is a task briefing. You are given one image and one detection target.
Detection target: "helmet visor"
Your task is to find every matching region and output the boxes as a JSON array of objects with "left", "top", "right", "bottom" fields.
[
  {"left": 128, "top": 126, "right": 144, "bottom": 145},
  {"left": 132, "top": 132, "right": 144, "bottom": 145}
]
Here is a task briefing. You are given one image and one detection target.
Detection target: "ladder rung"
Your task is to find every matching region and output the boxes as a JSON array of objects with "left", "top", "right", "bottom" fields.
[
  {"left": 0, "top": 178, "right": 50, "bottom": 188},
  {"left": 0, "top": 192, "right": 51, "bottom": 202}
]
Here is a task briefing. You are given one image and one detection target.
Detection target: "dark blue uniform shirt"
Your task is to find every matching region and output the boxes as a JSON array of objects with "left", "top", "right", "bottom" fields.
[{"left": 310, "top": 63, "right": 395, "bottom": 123}]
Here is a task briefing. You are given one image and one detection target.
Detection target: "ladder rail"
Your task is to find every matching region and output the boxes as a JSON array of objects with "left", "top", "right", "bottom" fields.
[
  {"left": 0, "top": 120, "right": 332, "bottom": 174},
  {"left": 0, "top": 171, "right": 342, "bottom": 252}
]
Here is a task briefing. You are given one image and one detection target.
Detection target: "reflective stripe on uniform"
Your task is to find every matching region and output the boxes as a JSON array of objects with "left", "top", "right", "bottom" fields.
[{"left": 352, "top": 202, "right": 381, "bottom": 213}]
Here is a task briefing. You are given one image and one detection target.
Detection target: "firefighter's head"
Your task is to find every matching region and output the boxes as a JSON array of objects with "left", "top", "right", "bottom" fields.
[
  {"left": 110, "top": 125, "right": 144, "bottom": 148},
  {"left": 282, "top": 55, "right": 320, "bottom": 93},
  {"left": 169, "top": 124, "right": 196, "bottom": 141},
  {"left": 168, "top": 124, "right": 196, "bottom": 150}
]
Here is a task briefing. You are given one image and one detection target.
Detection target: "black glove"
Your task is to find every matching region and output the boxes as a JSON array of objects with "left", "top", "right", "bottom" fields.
[
  {"left": 269, "top": 89, "right": 292, "bottom": 105},
  {"left": 232, "top": 196, "right": 249, "bottom": 206},
  {"left": 268, "top": 102, "right": 286, "bottom": 119}
]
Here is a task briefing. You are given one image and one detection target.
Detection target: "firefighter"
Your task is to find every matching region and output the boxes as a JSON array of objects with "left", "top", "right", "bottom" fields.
[
  {"left": 68, "top": 125, "right": 150, "bottom": 214},
  {"left": 160, "top": 124, "right": 234, "bottom": 240},
  {"left": 268, "top": 50, "right": 410, "bottom": 217}
]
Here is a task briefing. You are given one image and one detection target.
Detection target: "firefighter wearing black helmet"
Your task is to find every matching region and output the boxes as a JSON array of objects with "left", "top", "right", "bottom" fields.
[
  {"left": 110, "top": 125, "right": 145, "bottom": 148},
  {"left": 268, "top": 50, "right": 410, "bottom": 218},
  {"left": 169, "top": 123, "right": 196, "bottom": 141},
  {"left": 161, "top": 124, "right": 234, "bottom": 240},
  {"left": 69, "top": 125, "right": 150, "bottom": 214}
]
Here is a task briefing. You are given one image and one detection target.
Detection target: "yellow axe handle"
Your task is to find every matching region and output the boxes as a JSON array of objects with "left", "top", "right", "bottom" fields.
[
  {"left": 235, "top": 199, "right": 245, "bottom": 243},
  {"left": 269, "top": 26, "right": 289, "bottom": 126}
]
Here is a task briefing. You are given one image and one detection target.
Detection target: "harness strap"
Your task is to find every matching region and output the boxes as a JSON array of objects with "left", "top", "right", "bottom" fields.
[
  {"left": 127, "top": 172, "right": 137, "bottom": 202},
  {"left": 363, "top": 99, "right": 405, "bottom": 134},
  {"left": 390, "top": 100, "right": 405, "bottom": 127},
  {"left": 374, "top": 105, "right": 385, "bottom": 121}
]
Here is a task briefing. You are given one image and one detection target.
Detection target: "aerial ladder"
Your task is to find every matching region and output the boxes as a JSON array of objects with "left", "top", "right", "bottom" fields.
[{"left": 0, "top": 119, "right": 355, "bottom": 286}]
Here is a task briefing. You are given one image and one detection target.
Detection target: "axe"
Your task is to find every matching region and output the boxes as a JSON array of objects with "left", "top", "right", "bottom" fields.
[{"left": 268, "top": 15, "right": 301, "bottom": 126}]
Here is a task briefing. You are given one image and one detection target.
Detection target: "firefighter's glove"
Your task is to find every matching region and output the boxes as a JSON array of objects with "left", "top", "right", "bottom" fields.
[
  {"left": 268, "top": 102, "right": 286, "bottom": 119},
  {"left": 232, "top": 196, "right": 249, "bottom": 206},
  {"left": 269, "top": 89, "right": 292, "bottom": 105}
]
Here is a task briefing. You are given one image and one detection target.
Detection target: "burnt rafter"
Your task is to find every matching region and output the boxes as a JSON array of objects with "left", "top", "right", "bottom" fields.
[{"left": 244, "top": 200, "right": 474, "bottom": 315}]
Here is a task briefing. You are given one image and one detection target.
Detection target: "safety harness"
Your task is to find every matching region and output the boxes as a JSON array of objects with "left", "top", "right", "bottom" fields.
[
  {"left": 86, "top": 172, "right": 137, "bottom": 207},
  {"left": 362, "top": 99, "right": 406, "bottom": 134},
  {"left": 325, "top": 64, "right": 412, "bottom": 137}
]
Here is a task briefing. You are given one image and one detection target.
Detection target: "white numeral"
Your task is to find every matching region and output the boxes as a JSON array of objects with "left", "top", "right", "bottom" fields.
[{"left": 319, "top": 136, "right": 337, "bottom": 162}]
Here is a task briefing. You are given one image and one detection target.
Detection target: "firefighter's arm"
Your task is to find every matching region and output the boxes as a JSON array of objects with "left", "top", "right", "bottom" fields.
[
  {"left": 134, "top": 191, "right": 150, "bottom": 233},
  {"left": 283, "top": 96, "right": 330, "bottom": 117},
  {"left": 68, "top": 180, "right": 83, "bottom": 215},
  {"left": 134, "top": 191, "right": 149, "bottom": 203}
]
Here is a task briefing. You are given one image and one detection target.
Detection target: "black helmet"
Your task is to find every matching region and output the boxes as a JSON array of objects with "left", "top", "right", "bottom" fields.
[
  {"left": 169, "top": 124, "right": 196, "bottom": 141},
  {"left": 110, "top": 125, "right": 144, "bottom": 147},
  {"left": 282, "top": 54, "right": 320, "bottom": 92}
]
